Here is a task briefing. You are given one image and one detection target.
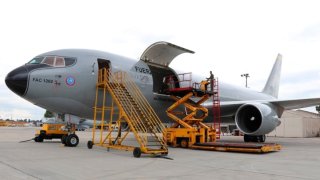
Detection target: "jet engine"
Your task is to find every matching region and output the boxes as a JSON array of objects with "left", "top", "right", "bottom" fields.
[{"left": 235, "top": 103, "right": 281, "bottom": 135}]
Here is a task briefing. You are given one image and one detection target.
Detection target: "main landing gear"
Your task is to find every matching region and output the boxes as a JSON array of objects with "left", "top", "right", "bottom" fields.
[
  {"left": 61, "top": 123, "right": 79, "bottom": 147},
  {"left": 61, "top": 134, "right": 79, "bottom": 147},
  {"left": 244, "top": 134, "right": 266, "bottom": 143}
]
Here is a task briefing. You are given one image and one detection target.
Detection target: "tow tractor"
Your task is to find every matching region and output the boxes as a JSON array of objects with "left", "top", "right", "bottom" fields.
[
  {"left": 34, "top": 123, "right": 79, "bottom": 147},
  {"left": 164, "top": 73, "right": 281, "bottom": 153}
]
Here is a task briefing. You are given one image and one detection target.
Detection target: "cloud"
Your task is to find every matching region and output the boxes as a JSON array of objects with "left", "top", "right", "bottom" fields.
[
  {"left": 295, "top": 23, "right": 320, "bottom": 42},
  {"left": 280, "top": 70, "right": 320, "bottom": 99}
]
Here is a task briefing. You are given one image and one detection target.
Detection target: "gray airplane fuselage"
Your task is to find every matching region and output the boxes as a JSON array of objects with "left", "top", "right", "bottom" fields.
[
  {"left": 7, "top": 42, "right": 320, "bottom": 141},
  {"left": 7, "top": 49, "right": 274, "bottom": 123}
]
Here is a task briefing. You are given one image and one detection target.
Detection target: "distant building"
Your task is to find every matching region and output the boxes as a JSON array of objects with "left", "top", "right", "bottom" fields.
[{"left": 268, "top": 110, "right": 320, "bottom": 137}]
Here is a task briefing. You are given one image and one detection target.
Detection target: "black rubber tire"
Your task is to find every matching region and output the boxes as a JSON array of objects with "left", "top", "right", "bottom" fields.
[
  {"left": 61, "top": 135, "right": 67, "bottom": 144},
  {"left": 180, "top": 139, "right": 188, "bottom": 148},
  {"left": 255, "top": 136, "right": 261, "bottom": 142},
  {"left": 260, "top": 135, "right": 266, "bottom": 143},
  {"left": 244, "top": 134, "right": 266, "bottom": 143},
  {"left": 87, "top": 141, "right": 93, "bottom": 149},
  {"left": 133, "top": 147, "right": 142, "bottom": 158},
  {"left": 244, "top": 134, "right": 251, "bottom": 142},
  {"left": 253, "top": 136, "right": 259, "bottom": 142},
  {"left": 38, "top": 136, "right": 44, "bottom": 142},
  {"left": 34, "top": 136, "right": 39, "bottom": 142},
  {"left": 35, "top": 135, "right": 44, "bottom": 142},
  {"left": 66, "top": 134, "right": 79, "bottom": 147}
]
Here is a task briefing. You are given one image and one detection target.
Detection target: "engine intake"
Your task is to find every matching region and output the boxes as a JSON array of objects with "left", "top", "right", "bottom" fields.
[{"left": 235, "top": 103, "right": 280, "bottom": 135}]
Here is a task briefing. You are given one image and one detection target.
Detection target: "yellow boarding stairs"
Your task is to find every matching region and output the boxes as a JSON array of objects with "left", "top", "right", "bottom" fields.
[{"left": 87, "top": 68, "right": 168, "bottom": 158}]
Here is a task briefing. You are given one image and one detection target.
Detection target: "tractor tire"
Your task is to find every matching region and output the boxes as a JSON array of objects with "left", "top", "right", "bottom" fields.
[
  {"left": 65, "top": 134, "right": 79, "bottom": 147},
  {"left": 61, "top": 135, "right": 67, "bottom": 144}
]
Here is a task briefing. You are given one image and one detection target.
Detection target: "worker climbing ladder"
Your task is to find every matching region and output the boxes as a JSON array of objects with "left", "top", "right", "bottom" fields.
[{"left": 88, "top": 68, "right": 168, "bottom": 158}]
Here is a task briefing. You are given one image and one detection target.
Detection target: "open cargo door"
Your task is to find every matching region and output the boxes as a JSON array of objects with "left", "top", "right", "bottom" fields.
[{"left": 140, "top": 41, "right": 194, "bottom": 94}]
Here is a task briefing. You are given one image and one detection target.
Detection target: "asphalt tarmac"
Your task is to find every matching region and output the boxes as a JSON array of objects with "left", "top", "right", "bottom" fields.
[{"left": 1, "top": 127, "right": 320, "bottom": 180}]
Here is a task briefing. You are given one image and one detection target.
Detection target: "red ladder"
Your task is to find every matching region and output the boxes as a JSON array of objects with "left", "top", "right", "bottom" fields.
[{"left": 212, "top": 78, "right": 221, "bottom": 139}]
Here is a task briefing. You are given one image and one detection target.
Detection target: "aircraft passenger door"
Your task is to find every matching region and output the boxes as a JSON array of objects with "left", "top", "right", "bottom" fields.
[{"left": 97, "top": 59, "right": 110, "bottom": 82}]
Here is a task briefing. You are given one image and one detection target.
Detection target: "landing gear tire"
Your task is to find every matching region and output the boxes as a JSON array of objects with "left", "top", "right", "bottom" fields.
[
  {"left": 180, "top": 139, "right": 189, "bottom": 148},
  {"left": 65, "top": 134, "right": 79, "bottom": 147},
  {"left": 244, "top": 134, "right": 251, "bottom": 142},
  {"left": 87, "top": 141, "right": 93, "bottom": 149},
  {"left": 61, "top": 135, "right": 67, "bottom": 144},
  {"left": 244, "top": 134, "right": 266, "bottom": 143},
  {"left": 133, "top": 147, "right": 142, "bottom": 158},
  {"left": 258, "top": 135, "right": 266, "bottom": 143}
]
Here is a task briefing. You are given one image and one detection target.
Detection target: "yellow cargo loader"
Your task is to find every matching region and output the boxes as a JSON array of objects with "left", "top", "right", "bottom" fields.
[{"left": 34, "top": 123, "right": 79, "bottom": 147}]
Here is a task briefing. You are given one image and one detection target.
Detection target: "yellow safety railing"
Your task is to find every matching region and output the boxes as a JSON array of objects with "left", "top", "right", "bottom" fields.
[{"left": 94, "top": 68, "right": 167, "bottom": 155}]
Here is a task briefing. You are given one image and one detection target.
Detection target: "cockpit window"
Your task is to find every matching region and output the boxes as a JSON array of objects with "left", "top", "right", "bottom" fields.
[
  {"left": 55, "top": 57, "right": 65, "bottom": 67},
  {"left": 42, "top": 56, "right": 55, "bottom": 66},
  {"left": 27, "top": 56, "right": 76, "bottom": 67},
  {"left": 64, "top": 57, "right": 76, "bottom": 66},
  {"left": 28, "top": 57, "right": 44, "bottom": 64}
]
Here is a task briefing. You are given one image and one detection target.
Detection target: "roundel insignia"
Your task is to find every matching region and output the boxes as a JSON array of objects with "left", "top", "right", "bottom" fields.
[{"left": 66, "top": 76, "right": 75, "bottom": 86}]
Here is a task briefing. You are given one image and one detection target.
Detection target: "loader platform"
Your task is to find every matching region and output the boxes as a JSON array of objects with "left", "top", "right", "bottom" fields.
[{"left": 191, "top": 142, "right": 282, "bottom": 153}]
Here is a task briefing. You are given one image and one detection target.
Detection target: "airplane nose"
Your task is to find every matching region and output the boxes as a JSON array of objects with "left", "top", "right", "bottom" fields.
[{"left": 5, "top": 66, "right": 28, "bottom": 96}]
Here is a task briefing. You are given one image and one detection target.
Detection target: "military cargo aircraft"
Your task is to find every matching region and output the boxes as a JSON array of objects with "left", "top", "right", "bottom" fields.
[{"left": 5, "top": 41, "right": 320, "bottom": 144}]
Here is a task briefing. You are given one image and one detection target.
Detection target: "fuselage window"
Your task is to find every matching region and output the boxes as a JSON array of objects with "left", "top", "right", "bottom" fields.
[
  {"left": 42, "top": 56, "right": 55, "bottom": 66},
  {"left": 55, "top": 57, "right": 65, "bottom": 67}
]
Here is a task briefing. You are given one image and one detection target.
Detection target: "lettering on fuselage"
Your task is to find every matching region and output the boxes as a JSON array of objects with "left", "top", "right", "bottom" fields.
[
  {"left": 32, "top": 77, "right": 53, "bottom": 84},
  {"left": 134, "top": 66, "right": 151, "bottom": 74},
  {"left": 32, "top": 77, "right": 61, "bottom": 87},
  {"left": 135, "top": 74, "right": 151, "bottom": 84}
]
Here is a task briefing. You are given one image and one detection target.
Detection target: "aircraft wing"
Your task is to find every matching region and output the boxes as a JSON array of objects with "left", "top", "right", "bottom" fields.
[
  {"left": 269, "top": 98, "right": 320, "bottom": 110},
  {"left": 204, "top": 97, "right": 320, "bottom": 115}
]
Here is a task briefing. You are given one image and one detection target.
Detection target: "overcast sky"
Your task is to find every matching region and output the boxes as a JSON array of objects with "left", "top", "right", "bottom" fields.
[{"left": 1, "top": 0, "right": 320, "bottom": 120}]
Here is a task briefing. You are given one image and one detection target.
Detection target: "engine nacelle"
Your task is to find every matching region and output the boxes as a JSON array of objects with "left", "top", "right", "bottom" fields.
[{"left": 235, "top": 103, "right": 281, "bottom": 135}]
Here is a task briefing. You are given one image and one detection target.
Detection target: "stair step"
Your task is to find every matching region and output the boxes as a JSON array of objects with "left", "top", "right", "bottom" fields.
[{"left": 97, "top": 71, "right": 167, "bottom": 152}]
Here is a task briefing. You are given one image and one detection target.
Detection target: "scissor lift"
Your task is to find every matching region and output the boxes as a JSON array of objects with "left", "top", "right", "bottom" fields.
[
  {"left": 165, "top": 73, "right": 216, "bottom": 148},
  {"left": 88, "top": 68, "right": 168, "bottom": 158},
  {"left": 164, "top": 73, "right": 281, "bottom": 153},
  {"left": 165, "top": 91, "right": 216, "bottom": 147}
]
